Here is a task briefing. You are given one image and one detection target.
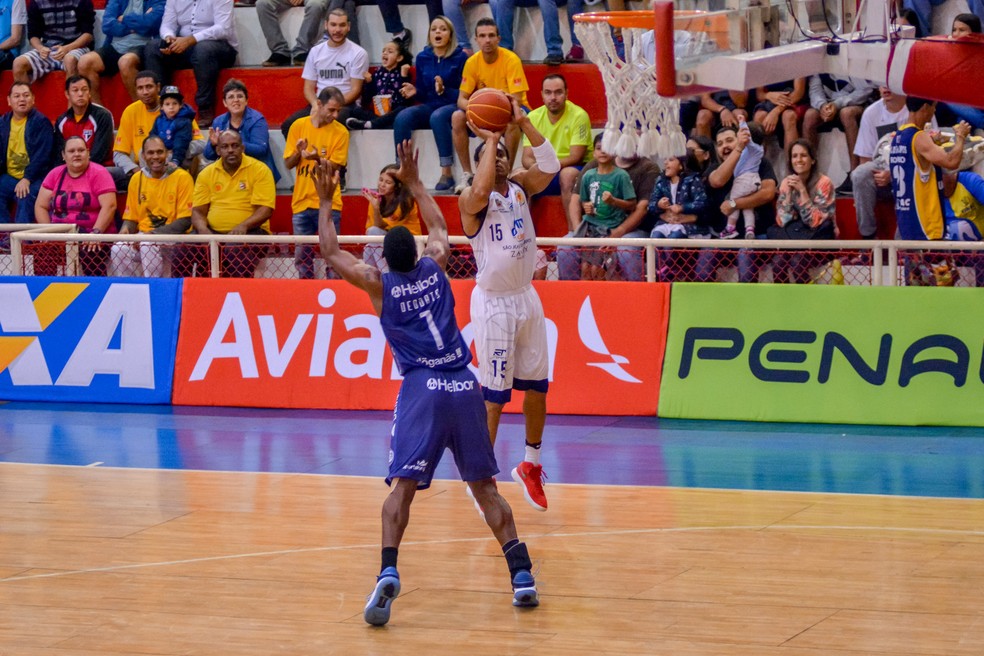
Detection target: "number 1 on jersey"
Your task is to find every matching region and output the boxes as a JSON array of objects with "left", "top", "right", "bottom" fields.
[{"left": 418, "top": 309, "right": 445, "bottom": 349}]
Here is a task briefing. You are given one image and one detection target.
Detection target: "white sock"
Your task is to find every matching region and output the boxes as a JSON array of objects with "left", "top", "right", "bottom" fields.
[{"left": 524, "top": 444, "right": 541, "bottom": 466}]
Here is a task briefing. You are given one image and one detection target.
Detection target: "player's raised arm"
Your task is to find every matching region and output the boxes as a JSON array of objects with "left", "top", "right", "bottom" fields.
[
  {"left": 315, "top": 160, "right": 383, "bottom": 301},
  {"left": 509, "top": 97, "right": 560, "bottom": 196},
  {"left": 459, "top": 125, "right": 501, "bottom": 228},
  {"left": 392, "top": 140, "right": 450, "bottom": 270}
]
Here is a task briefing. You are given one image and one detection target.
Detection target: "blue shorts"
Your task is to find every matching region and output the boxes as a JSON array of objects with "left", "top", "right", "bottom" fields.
[{"left": 387, "top": 367, "right": 498, "bottom": 489}]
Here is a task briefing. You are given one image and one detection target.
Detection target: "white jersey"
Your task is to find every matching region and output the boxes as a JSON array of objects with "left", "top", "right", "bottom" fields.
[
  {"left": 468, "top": 181, "right": 537, "bottom": 293},
  {"left": 302, "top": 39, "right": 369, "bottom": 96}
]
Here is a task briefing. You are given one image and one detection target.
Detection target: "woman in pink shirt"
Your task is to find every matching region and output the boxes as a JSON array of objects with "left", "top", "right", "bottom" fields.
[{"left": 35, "top": 136, "right": 117, "bottom": 275}]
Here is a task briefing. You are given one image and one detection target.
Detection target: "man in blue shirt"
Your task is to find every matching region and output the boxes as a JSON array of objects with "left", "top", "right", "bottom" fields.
[
  {"left": 316, "top": 141, "right": 540, "bottom": 627},
  {"left": 0, "top": 0, "right": 26, "bottom": 71}
]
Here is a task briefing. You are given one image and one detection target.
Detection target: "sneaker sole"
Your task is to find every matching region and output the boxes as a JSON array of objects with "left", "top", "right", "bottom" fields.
[
  {"left": 364, "top": 575, "right": 401, "bottom": 626},
  {"left": 512, "top": 585, "right": 540, "bottom": 607},
  {"left": 511, "top": 467, "right": 547, "bottom": 512}
]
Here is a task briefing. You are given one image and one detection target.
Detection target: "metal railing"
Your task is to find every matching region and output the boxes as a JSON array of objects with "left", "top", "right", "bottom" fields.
[{"left": 4, "top": 225, "right": 984, "bottom": 286}]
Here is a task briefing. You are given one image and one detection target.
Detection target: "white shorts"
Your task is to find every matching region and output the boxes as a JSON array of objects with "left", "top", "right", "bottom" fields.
[{"left": 470, "top": 284, "right": 549, "bottom": 404}]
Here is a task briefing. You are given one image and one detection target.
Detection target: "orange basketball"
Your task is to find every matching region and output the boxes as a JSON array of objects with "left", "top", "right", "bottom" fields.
[{"left": 466, "top": 88, "right": 513, "bottom": 133}]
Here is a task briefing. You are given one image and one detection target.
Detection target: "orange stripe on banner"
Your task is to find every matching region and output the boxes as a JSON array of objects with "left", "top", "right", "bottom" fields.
[
  {"left": 172, "top": 279, "right": 670, "bottom": 415},
  {"left": 0, "top": 337, "right": 36, "bottom": 374}
]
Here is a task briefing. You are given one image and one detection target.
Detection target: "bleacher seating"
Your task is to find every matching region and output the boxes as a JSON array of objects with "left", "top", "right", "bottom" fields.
[{"left": 5, "top": 1, "right": 961, "bottom": 241}]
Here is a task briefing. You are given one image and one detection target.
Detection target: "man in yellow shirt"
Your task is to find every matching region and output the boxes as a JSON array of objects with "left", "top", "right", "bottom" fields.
[
  {"left": 284, "top": 86, "right": 349, "bottom": 279},
  {"left": 112, "top": 69, "right": 202, "bottom": 190},
  {"left": 110, "top": 135, "right": 195, "bottom": 277},
  {"left": 521, "top": 74, "right": 592, "bottom": 227},
  {"left": 0, "top": 81, "right": 54, "bottom": 223},
  {"left": 451, "top": 18, "right": 529, "bottom": 193},
  {"left": 185, "top": 130, "right": 275, "bottom": 278}
]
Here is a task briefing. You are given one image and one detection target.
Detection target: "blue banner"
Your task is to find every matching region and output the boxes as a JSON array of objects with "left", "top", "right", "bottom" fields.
[{"left": 0, "top": 277, "right": 182, "bottom": 403}]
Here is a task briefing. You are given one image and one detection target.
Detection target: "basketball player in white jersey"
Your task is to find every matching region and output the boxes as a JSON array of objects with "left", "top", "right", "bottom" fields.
[{"left": 459, "top": 98, "right": 560, "bottom": 511}]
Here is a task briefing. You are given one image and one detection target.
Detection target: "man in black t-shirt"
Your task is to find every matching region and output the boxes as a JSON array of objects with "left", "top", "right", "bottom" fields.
[{"left": 696, "top": 124, "right": 777, "bottom": 282}]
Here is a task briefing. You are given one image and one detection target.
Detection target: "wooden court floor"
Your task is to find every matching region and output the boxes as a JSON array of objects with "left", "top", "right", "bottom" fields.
[{"left": 2, "top": 461, "right": 982, "bottom": 655}]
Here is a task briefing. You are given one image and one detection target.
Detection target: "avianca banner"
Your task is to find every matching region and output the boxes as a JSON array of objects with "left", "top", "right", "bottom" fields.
[
  {"left": 0, "top": 277, "right": 182, "bottom": 403},
  {"left": 660, "top": 283, "right": 984, "bottom": 426},
  {"left": 172, "top": 279, "right": 669, "bottom": 415}
]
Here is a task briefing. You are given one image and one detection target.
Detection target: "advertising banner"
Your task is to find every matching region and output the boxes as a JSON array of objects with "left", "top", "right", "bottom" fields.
[
  {"left": 173, "top": 279, "right": 669, "bottom": 415},
  {"left": 0, "top": 277, "right": 182, "bottom": 403},
  {"left": 659, "top": 284, "right": 984, "bottom": 426}
]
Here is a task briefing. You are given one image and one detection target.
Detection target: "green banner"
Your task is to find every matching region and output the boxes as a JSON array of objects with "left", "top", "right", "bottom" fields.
[{"left": 659, "top": 284, "right": 984, "bottom": 426}]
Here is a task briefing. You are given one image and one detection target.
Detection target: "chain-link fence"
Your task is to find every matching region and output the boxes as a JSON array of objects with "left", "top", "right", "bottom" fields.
[
  {"left": 538, "top": 242, "right": 876, "bottom": 284},
  {"left": 6, "top": 228, "right": 984, "bottom": 286}
]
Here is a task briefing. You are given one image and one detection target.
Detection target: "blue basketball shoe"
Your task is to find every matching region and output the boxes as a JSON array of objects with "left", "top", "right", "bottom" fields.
[
  {"left": 511, "top": 570, "right": 539, "bottom": 607},
  {"left": 364, "top": 567, "right": 401, "bottom": 626}
]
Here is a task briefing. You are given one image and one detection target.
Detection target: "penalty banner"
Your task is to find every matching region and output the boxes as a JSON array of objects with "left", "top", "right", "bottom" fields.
[{"left": 659, "top": 283, "right": 984, "bottom": 426}]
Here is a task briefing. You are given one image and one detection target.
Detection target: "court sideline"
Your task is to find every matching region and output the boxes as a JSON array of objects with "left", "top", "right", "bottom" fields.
[{"left": 1, "top": 402, "right": 982, "bottom": 654}]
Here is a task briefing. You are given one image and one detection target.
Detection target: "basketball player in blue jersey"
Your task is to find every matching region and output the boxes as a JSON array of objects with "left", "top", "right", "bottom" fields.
[
  {"left": 315, "top": 142, "right": 539, "bottom": 627},
  {"left": 890, "top": 97, "right": 971, "bottom": 240},
  {"left": 458, "top": 97, "right": 560, "bottom": 513}
]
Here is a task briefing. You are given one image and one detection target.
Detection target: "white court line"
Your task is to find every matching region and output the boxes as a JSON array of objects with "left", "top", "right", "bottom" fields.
[{"left": 4, "top": 524, "right": 984, "bottom": 584}]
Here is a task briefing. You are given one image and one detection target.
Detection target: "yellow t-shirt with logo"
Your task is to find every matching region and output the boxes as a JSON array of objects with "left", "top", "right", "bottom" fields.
[
  {"left": 6, "top": 117, "right": 29, "bottom": 180},
  {"left": 523, "top": 100, "right": 593, "bottom": 163},
  {"left": 193, "top": 156, "right": 276, "bottom": 233},
  {"left": 115, "top": 100, "right": 204, "bottom": 158},
  {"left": 124, "top": 168, "right": 195, "bottom": 233},
  {"left": 284, "top": 117, "right": 348, "bottom": 214},
  {"left": 460, "top": 48, "right": 529, "bottom": 108},
  {"left": 365, "top": 201, "right": 422, "bottom": 235}
]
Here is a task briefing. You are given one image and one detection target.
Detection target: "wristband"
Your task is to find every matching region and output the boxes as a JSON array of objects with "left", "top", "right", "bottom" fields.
[
  {"left": 531, "top": 140, "right": 561, "bottom": 175},
  {"left": 90, "top": 228, "right": 102, "bottom": 234}
]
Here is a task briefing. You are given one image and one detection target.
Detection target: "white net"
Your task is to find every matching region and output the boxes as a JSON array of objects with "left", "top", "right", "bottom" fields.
[{"left": 574, "top": 20, "right": 687, "bottom": 161}]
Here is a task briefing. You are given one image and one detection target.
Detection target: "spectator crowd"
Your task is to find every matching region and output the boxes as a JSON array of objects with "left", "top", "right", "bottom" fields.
[{"left": 1, "top": 0, "right": 983, "bottom": 283}]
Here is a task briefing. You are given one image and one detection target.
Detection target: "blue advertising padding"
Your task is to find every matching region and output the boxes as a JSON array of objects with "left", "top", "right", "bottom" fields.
[{"left": 0, "top": 277, "right": 183, "bottom": 403}]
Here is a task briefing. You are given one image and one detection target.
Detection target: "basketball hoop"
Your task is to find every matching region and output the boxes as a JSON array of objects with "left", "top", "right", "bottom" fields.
[{"left": 573, "top": 8, "right": 687, "bottom": 160}]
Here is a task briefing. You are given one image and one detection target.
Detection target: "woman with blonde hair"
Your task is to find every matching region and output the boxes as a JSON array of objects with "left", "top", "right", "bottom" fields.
[{"left": 392, "top": 16, "right": 469, "bottom": 191}]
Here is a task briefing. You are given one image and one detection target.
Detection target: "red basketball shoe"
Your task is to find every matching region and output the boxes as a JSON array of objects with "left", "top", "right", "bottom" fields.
[{"left": 512, "top": 462, "right": 547, "bottom": 511}]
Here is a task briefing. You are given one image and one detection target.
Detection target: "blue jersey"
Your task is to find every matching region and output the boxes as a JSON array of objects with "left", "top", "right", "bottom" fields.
[
  {"left": 890, "top": 124, "right": 945, "bottom": 240},
  {"left": 380, "top": 256, "right": 470, "bottom": 374}
]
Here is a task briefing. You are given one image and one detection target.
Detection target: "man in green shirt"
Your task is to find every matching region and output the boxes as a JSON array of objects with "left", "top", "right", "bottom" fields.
[{"left": 521, "top": 74, "right": 592, "bottom": 228}]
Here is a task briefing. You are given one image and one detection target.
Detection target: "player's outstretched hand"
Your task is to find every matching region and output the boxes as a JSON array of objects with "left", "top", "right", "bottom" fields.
[
  {"left": 467, "top": 120, "right": 502, "bottom": 143},
  {"left": 394, "top": 139, "right": 420, "bottom": 185},
  {"left": 508, "top": 95, "right": 526, "bottom": 124},
  {"left": 314, "top": 159, "right": 339, "bottom": 203}
]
